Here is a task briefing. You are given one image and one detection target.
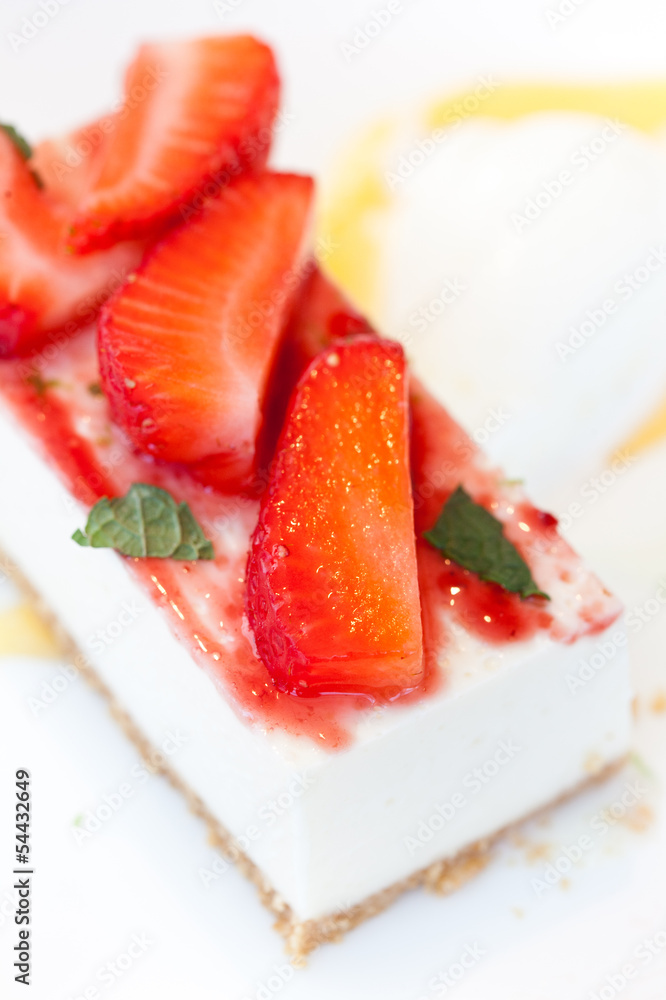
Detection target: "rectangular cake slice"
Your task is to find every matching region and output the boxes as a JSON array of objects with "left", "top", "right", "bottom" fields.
[{"left": 0, "top": 314, "right": 631, "bottom": 957}]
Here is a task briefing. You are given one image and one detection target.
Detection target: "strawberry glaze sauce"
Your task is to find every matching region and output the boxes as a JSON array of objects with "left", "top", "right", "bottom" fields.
[{"left": 0, "top": 330, "right": 621, "bottom": 749}]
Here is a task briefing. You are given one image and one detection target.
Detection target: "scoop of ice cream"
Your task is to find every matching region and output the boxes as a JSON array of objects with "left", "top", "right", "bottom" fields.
[{"left": 329, "top": 111, "right": 666, "bottom": 506}]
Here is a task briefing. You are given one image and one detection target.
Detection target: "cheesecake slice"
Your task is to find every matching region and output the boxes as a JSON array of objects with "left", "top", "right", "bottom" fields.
[
  {"left": 0, "top": 34, "right": 631, "bottom": 959},
  {"left": 0, "top": 313, "right": 630, "bottom": 956}
]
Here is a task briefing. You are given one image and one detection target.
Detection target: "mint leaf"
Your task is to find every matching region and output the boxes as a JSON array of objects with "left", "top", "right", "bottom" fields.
[
  {"left": 172, "top": 503, "right": 215, "bottom": 560},
  {"left": 1, "top": 123, "right": 33, "bottom": 161},
  {"left": 25, "top": 373, "right": 59, "bottom": 396},
  {"left": 72, "top": 483, "right": 214, "bottom": 561},
  {"left": 1, "top": 123, "right": 44, "bottom": 188},
  {"left": 424, "top": 485, "right": 549, "bottom": 600}
]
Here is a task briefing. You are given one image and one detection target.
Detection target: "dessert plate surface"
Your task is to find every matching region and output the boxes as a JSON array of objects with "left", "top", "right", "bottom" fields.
[{"left": 1, "top": 0, "right": 665, "bottom": 996}]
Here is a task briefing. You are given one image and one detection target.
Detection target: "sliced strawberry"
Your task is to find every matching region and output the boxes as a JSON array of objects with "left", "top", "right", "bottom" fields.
[
  {"left": 259, "top": 265, "right": 374, "bottom": 467},
  {"left": 98, "top": 171, "right": 314, "bottom": 487},
  {"left": 409, "top": 381, "right": 487, "bottom": 534},
  {"left": 246, "top": 336, "right": 423, "bottom": 698},
  {"left": 70, "top": 36, "right": 280, "bottom": 251},
  {"left": 0, "top": 129, "right": 143, "bottom": 358},
  {"left": 32, "top": 118, "right": 110, "bottom": 211},
  {"left": 278, "top": 265, "right": 374, "bottom": 379}
]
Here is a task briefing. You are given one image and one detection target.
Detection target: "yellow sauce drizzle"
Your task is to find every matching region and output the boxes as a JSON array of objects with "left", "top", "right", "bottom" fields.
[
  {"left": 428, "top": 81, "right": 666, "bottom": 133},
  {"left": 0, "top": 602, "right": 60, "bottom": 659},
  {"left": 320, "top": 81, "right": 666, "bottom": 455},
  {"left": 319, "top": 118, "right": 395, "bottom": 316}
]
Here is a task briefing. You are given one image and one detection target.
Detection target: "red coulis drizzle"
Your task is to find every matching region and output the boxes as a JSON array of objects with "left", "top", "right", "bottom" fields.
[
  {"left": 129, "top": 556, "right": 443, "bottom": 752},
  {"left": 417, "top": 542, "right": 552, "bottom": 646},
  {"left": 130, "top": 558, "right": 367, "bottom": 750},
  {"left": 1, "top": 374, "right": 115, "bottom": 504},
  {"left": 410, "top": 383, "right": 554, "bottom": 648}
]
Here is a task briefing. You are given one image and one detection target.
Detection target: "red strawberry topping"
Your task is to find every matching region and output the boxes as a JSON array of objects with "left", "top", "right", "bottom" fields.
[
  {"left": 0, "top": 129, "right": 142, "bottom": 358},
  {"left": 260, "top": 265, "right": 374, "bottom": 466},
  {"left": 98, "top": 171, "right": 314, "bottom": 488},
  {"left": 70, "top": 36, "right": 280, "bottom": 250},
  {"left": 32, "top": 118, "right": 110, "bottom": 212},
  {"left": 246, "top": 336, "right": 424, "bottom": 697}
]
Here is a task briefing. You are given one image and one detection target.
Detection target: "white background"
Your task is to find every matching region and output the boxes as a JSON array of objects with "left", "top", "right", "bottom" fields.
[{"left": 1, "top": 1, "right": 666, "bottom": 997}]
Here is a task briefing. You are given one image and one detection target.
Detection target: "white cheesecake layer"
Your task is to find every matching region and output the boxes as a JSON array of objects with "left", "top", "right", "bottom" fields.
[{"left": 0, "top": 396, "right": 632, "bottom": 922}]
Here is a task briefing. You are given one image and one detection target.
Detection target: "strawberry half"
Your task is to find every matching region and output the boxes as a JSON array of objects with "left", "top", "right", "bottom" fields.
[
  {"left": 98, "top": 171, "right": 314, "bottom": 487},
  {"left": 32, "top": 118, "right": 110, "bottom": 211},
  {"left": 279, "top": 265, "right": 374, "bottom": 379},
  {"left": 246, "top": 336, "right": 423, "bottom": 698},
  {"left": 260, "top": 265, "right": 374, "bottom": 466},
  {"left": 0, "top": 128, "right": 143, "bottom": 358},
  {"left": 70, "top": 36, "right": 280, "bottom": 251}
]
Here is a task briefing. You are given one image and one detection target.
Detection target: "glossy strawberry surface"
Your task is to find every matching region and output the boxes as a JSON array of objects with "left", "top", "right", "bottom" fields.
[
  {"left": 259, "top": 265, "right": 374, "bottom": 466},
  {"left": 246, "top": 336, "right": 424, "bottom": 697}
]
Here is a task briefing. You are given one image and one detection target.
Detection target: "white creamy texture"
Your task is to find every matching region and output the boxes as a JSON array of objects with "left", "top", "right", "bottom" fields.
[
  {"left": 376, "top": 113, "right": 666, "bottom": 504},
  {"left": 0, "top": 399, "right": 632, "bottom": 921}
]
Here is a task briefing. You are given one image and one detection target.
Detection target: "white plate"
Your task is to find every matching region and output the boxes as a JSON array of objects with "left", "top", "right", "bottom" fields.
[{"left": 1, "top": 2, "right": 666, "bottom": 997}]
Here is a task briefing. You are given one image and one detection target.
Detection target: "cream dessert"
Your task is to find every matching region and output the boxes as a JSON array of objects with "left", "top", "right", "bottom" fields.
[
  {"left": 0, "top": 316, "right": 631, "bottom": 954},
  {"left": 0, "top": 36, "right": 632, "bottom": 957},
  {"left": 324, "top": 110, "right": 666, "bottom": 504}
]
